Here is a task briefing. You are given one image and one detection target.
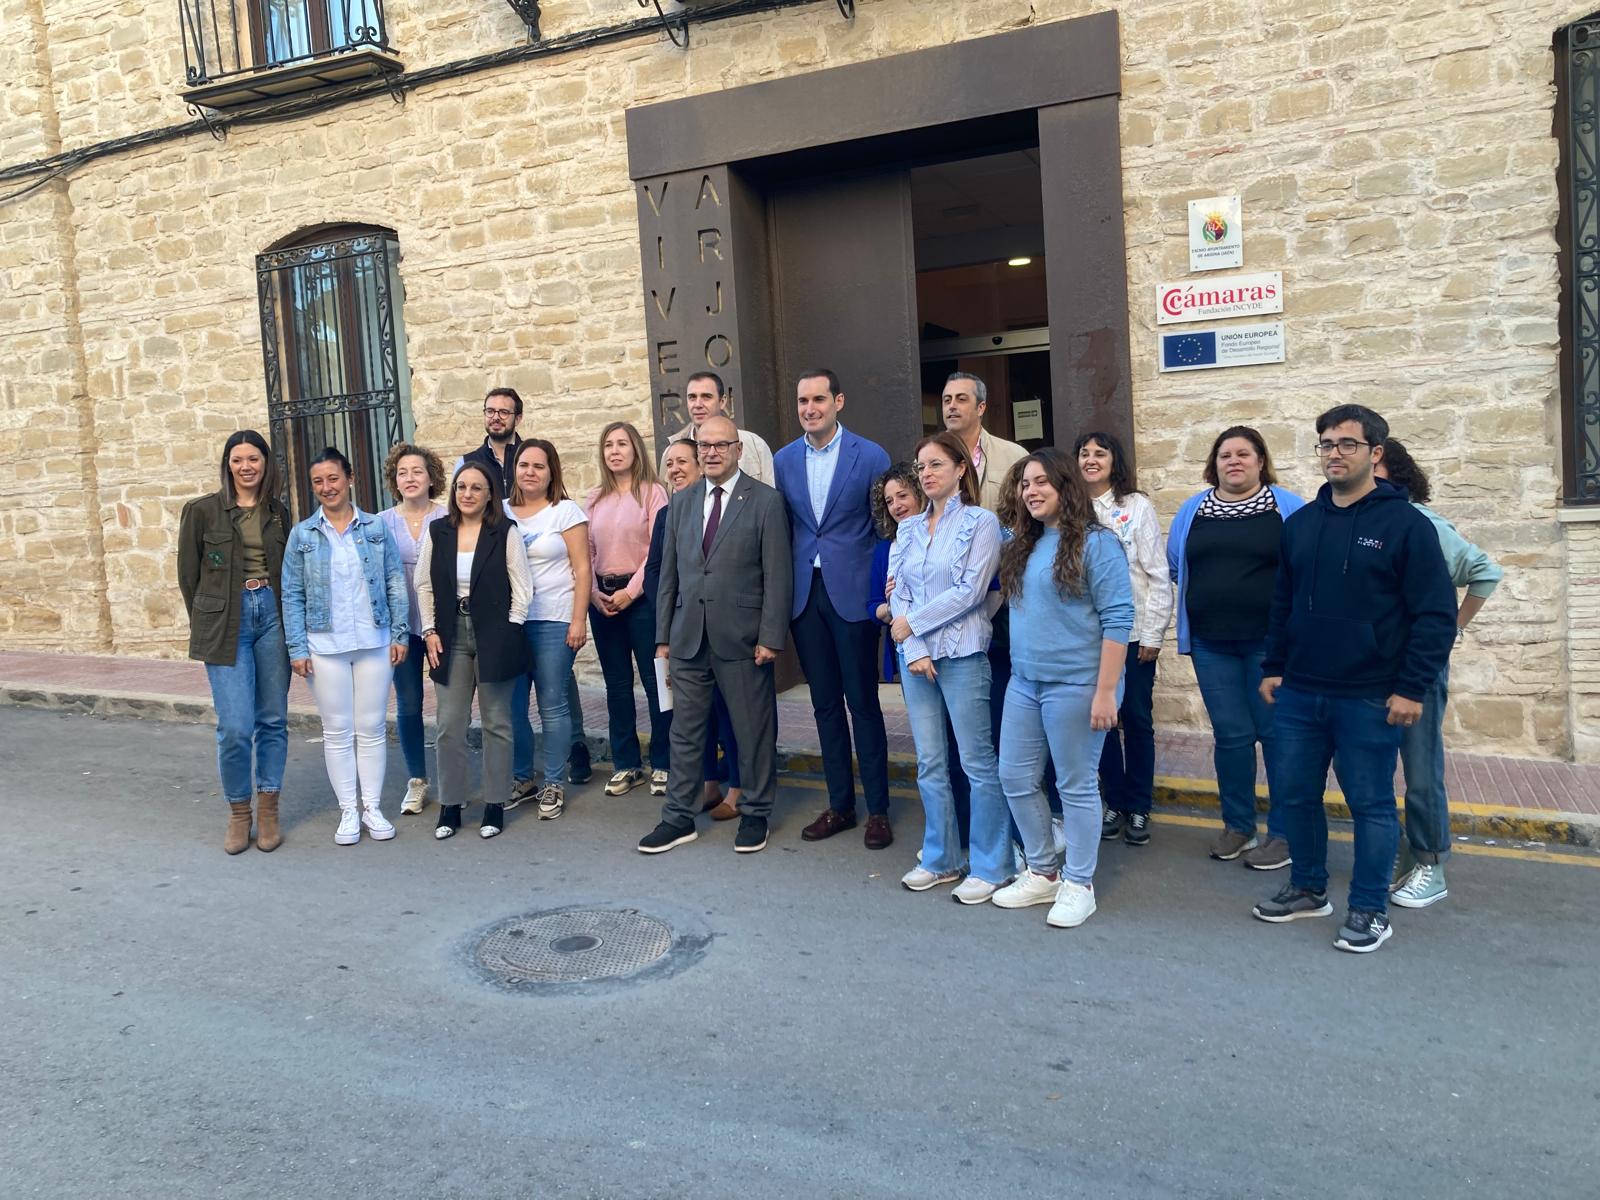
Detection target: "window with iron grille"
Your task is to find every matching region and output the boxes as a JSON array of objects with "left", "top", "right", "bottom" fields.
[
  {"left": 257, "top": 226, "right": 413, "bottom": 518},
  {"left": 1556, "top": 14, "right": 1600, "bottom": 504}
]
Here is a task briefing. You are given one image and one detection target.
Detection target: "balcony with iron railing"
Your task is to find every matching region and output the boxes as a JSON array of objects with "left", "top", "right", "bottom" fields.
[{"left": 179, "top": 0, "right": 404, "bottom": 110}]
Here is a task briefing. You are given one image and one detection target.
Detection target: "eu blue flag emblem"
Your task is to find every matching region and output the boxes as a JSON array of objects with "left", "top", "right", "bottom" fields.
[{"left": 1162, "top": 331, "right": 1217, "bottom": 370}]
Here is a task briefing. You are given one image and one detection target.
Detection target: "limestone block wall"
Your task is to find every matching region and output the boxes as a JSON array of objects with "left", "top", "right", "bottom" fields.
[{"left": 0, "top": 0, "right": 1594, "bottom": 760}]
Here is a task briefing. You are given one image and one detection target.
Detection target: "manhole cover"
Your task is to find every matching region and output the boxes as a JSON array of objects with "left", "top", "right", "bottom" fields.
[{"left": 474, "top": 908, "right": 675, "bottom": 985}]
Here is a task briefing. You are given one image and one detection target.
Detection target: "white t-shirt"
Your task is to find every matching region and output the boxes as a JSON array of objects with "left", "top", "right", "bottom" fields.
[{"left": 507, "top": 499, "right": 587, "bottom": 623}]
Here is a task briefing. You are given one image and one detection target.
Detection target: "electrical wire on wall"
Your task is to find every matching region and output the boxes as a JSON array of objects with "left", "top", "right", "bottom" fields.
[{"left": 0, "top": 0, "right": 826, "bottom": 208}]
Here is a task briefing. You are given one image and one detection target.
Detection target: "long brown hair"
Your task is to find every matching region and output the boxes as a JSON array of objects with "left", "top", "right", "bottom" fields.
[
  {"left": 593, "top": 421, "right": 657, "bottom": 504},
  {"left": 509, "top": 438, "right": 568, "bottom": 506},
  {"left": 912, "top": 431, "right": 979, "bottom": 508},
  {"left": 999, "top": 448, "right": 1099, "bottom": 601}
]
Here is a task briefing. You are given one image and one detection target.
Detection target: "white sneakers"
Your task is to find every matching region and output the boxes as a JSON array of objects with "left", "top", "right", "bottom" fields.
[
  {"left": 901, "top": 865, "right": 961, "bottom": 892},
  {"left": 400, "top": 778, "right": 429, "bottom": 815},
  {"left": 993, "top": 870, "right": 1062, "bottom": 909},
  {"left": 1046, "top": 880, "right": 1096, "bottom": 928},
  {"left": 361, "top": 804, "right": 396, "bottom": 841},
  {"left": 951, "top": 876, "right": 1002, "bottom": 905},
  {"left": 336, "top": 802, "right": 396, "bottom": 845}
]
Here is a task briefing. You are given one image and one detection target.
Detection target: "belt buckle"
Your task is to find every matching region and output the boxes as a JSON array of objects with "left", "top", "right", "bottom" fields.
[
  {"left": 243, "top": 578, "right": 267, "bottom": 591},
  {"left": 456, "top": 597, "right": 471, "bottom": 614}
]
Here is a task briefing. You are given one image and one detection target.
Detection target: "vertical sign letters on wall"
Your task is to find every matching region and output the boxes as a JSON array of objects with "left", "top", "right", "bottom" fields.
[{"left": 636, "top": 166, "right": 744, "bottom": 445}]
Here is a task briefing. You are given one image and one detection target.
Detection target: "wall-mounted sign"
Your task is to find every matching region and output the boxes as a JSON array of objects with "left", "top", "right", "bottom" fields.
[
  {"left": 1157, "top": 271, "right": 1282, "bottom": 325},
  {"left": 1159, "top": 322, "right": 1285, "bottom": 373},
  {"left": 1188, "top": 195, "right": 1243, "bottom": 272},
  {"left": 1012, "top": 397, "right": 1045, "bottom": 441}
]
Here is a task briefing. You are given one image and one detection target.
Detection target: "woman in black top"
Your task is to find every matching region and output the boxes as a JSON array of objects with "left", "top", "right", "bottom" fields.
[
  {"left": 1166, "top": 427, "right": 1306, "bottom": 869},
  {"left": 414, "top": 463, "right": 533, "bottom": 840}
]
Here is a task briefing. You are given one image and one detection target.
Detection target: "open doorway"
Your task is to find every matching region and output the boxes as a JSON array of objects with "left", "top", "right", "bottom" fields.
[{"left": 912, "top": 150, "right": 1053, "bottom": 449}]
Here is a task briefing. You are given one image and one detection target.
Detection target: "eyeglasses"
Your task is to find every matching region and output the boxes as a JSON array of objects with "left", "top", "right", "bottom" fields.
[
  {"left": 1314, "top": 438, "right": 1371, "bottom": 457},
  {"left": 484, "top": 407, "right": 516, "bottom": 419},
  {"left": 698, "top": 440, "right": 738, "bottom": 454}
]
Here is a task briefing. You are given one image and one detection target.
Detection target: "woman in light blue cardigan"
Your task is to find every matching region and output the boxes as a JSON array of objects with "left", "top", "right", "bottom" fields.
[{"left": 990, "top": 449, "right": 1134, "bottom": 928}]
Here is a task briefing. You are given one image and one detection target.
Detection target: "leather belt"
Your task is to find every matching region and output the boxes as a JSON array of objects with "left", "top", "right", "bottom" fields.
[
  {"left": 242, "top": 578, "right": 271, "bottom": 591},
  {"left": 456, "top": 597, "right": 472, "bottom": 615}
]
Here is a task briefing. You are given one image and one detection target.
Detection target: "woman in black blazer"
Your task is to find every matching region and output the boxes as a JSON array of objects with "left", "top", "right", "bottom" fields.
[{"left": 414, "top": 463, "right": 532, "bottom": 840}]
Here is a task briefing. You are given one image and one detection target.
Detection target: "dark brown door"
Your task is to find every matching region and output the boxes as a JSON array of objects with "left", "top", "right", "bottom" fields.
[{"left": 768, "top": 171, "right": 922, "bottom": 462}]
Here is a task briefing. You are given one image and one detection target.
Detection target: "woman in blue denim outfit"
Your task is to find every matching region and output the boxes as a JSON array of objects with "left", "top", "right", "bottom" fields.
[
  {"left": 281, "top": 448, "right": 410, "bottom": 847},
  {"left": 505, "top": 439, "right": 591, "bottom": 821},
  {"left": 990, "top": 449, "right": 1134, "bottom": 927},
  {"left": 1165, "top": 426, "right": 1306, "bottom": 869},
  {"left": 889, "top": 432, "right": 1006, "bottom": 903},
  {"left": 377, "top": 443, "right": 448, "bottom": 818},
  {"left": 177, "top": 430, "right": 293, "bottom": 855}
]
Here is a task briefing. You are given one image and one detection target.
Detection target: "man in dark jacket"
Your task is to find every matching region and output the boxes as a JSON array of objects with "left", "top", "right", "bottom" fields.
[
  {"left": 458, "top": 387, "right": 524, "bottom": 496},
  {"left": 1252, "top": 404, "right": 1456, "bottom": 953}
]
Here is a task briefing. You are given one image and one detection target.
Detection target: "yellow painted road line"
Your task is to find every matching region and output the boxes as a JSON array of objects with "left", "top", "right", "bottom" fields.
[{"left": 783, "top": 776, "right": 1600, "bottom": 868}]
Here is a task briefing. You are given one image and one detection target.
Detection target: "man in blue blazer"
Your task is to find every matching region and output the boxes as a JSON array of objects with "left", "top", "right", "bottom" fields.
[{"left": 774, "top": 369, "right": 895, "bottom": 850}]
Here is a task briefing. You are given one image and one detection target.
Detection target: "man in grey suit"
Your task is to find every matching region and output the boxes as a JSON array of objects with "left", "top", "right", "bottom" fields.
[{"left": 639, "top": 415, "right": 793, "bottom": 855}]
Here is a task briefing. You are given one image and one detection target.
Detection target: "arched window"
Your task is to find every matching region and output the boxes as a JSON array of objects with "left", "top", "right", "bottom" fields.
[
  {"left": 257, "top": 224, "right": 413, "bottom": 517},
  {"left": 1557, "top": 15, "right": 1600, "bottom": 504}
]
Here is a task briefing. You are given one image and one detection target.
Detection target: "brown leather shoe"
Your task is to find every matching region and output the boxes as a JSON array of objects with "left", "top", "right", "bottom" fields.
[
  {"left": 225, "top": 800, "right": 252, "bottom": 855},
  {"left": 801, "top": 808, "right": 857, "bottom": 841},
  {"left": 863, "top": 814, "right": 893, "bottom": 851},
  {"left": 255, "top": 791, "right": 282, "bottom": 852},
  {"left": 709, "top": 799, "right": 740, "bottom": 821}
]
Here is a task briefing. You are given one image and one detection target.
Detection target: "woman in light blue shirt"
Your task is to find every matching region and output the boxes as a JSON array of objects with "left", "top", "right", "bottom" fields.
[
  {"left": 890, "top": 431, "right": 1006, "bottom": 902},
  {"left": 282, "top": 447, "right": 409, "bottom": 847},
  {"left": 990, "top": 449, "right": 1134, "bottom": 928}
]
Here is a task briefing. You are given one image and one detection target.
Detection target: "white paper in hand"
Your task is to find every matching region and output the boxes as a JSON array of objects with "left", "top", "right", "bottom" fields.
[{"left": 655, "top": 657, "right": 672, "bottom": 712}]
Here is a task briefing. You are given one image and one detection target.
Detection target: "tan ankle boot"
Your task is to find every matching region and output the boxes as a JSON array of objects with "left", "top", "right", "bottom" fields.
[
  {"left": 256, "top": 792, "right": 282, "bottom": 852},
  {"left": 225, "top": 800, "right": 253, "bottom": 854}
]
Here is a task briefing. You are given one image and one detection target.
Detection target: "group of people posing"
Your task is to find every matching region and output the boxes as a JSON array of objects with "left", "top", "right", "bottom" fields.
[{"left": 176, "top": 370, "right": 1499, "bottom": 955}]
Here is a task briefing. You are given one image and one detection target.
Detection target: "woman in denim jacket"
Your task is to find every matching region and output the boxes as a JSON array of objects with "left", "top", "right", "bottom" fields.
[
  {"left": 281, "top": 447, "right": 410, "bottom": 847},
  {"left": 889, "top": 432, "right": 1006, "bottom": 903}
]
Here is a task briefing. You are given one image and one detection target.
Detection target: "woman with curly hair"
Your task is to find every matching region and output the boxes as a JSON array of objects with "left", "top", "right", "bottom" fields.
[
  {"left": 378, "top": 442, "right": 448, "bottom": 817},
  {"left": 866, "top": 462, "right": 926, "bottom": 683},
  {"left": 1076, "top": 430, "right": 1172, "bottom": 847},
  {"left": 990, "top": 448, "right": 1134, "bottom": 927}
]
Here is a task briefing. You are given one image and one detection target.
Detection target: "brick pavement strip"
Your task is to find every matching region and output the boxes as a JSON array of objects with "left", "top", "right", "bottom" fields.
[{"left": 4, "top": 649, "right": 1597, "bottom": 847}]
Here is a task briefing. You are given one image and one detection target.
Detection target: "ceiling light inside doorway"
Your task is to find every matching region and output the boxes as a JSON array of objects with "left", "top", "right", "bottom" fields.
[{"left": 1007, "top": 257, "right": 1033, "bottom": 267}]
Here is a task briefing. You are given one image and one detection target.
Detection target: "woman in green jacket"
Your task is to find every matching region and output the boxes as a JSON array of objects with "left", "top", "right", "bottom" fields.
[{"left": 177, "top": 431, "right": 293, "bottom": 855}]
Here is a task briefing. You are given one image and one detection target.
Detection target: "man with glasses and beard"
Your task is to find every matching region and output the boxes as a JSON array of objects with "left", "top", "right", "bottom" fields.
[
  {"left": 1252, "top": 404, "right": 1456, "bottom": 954},
  {"left": 458, "top": 387, "right": 525, "bottom": 497}
]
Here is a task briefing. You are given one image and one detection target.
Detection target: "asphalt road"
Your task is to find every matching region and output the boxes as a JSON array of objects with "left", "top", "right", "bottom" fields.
[{"left": 1, "top": 707, "right": 1596, "bottom": 1200}]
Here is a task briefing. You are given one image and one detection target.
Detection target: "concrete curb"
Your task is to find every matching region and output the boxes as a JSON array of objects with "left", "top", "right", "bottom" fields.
[{"left": 9, "top": 684, "right": 1598, "bottom": 850}]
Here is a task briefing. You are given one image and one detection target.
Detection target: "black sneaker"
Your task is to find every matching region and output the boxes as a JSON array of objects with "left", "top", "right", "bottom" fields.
[
  {"left": 734, "top": 815, "right": 769, "bottom": 853},
  {"left": 1334, "top": 909, "right": 1393, "bottom": 953},
  {"left": 1100, "top": 805, "right": 1124, "bottom": 841},
  {"left": 1123, "top": 812, "right": 1151, "bottom": 846},
  {"left": 1252, "top": 883, "right": 1334, "bottom": 923},
  {"left": 567, "top": 741, "right": 593, "bottom": 785},
  {"left": 637, "top": 820, "right": 697, "bottom": 855}
]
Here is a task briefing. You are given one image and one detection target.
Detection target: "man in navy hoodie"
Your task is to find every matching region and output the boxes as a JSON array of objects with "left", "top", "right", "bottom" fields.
[{"left": 1252, "top": 405, "right": 1456, "bottom": 953}]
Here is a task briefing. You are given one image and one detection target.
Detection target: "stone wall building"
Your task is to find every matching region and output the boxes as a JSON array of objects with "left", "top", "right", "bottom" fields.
[{"left": 3, "top": 0, "right": 1598, "bottom": 762}]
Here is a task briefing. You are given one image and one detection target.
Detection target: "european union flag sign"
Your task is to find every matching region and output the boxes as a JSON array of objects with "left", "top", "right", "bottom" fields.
[
  {"left": 1159, "top": 322, "right": 1285, "bottom": 373},
  {"left": 1162, "top": 331, "right": 1216, "bottom": 370}
]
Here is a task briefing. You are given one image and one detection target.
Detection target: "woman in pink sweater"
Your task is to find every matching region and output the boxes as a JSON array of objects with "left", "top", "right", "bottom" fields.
[{"left": 587, "top": 422, "right": 672, "bottom": 797}]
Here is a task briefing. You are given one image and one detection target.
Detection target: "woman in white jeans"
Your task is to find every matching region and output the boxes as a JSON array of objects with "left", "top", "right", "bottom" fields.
[{"left": 281, "top": 447, "right": 410, "bottom": 846}]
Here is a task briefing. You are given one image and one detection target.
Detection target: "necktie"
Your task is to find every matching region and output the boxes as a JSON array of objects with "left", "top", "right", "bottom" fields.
[{"left": 702, "top": 486, "right": 723, "bottom": 558}]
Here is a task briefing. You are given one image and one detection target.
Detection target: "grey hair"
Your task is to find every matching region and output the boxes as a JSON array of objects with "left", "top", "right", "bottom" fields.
[{"left": 945, "top": 371, "right": 987, "bottom": 406}]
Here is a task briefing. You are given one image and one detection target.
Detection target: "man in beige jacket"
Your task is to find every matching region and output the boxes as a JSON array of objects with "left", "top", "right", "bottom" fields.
[
  {"left": 941, "top": 371, "right": 1027, "bottom": 513},
  {"left": 659, "top": 371, "right": 775, "bottom": 486}
]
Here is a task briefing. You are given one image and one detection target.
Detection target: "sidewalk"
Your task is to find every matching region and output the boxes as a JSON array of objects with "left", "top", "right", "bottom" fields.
[{"left": 4, "top": 648, "right": 1597, "bottom": 847}]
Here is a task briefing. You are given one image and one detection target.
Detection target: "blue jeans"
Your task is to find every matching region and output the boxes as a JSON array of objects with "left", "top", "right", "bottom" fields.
[
  {"left": 1399, "top": 664, "right": 1451, "bottom": 862},
  {"left": 1190, "top": 637, "right": 1283, "bottom": 840},
  {"left": 204, "top": 586, "right": 290, "bottom": 804},
  {"left": 1098, "top": 643, "right": 1156, "bottom": 814},
  {"left": 590, "top": 598, "right": 669, "bottom": 772},
  {"left": 901, "top": 652, "right": 1010, "bottom": 883},
  {"left": 999, "top": 675, "right": 1116, "bottom": 885},
  {"left": 391, "top": 633, "right": 429, "bottom": 780},
  {"left": 511, "top": 621, "right": 577, "bottom": 783},
  {"left": 1273, "top": 685, "right": 1403, "bottom": 913}
]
